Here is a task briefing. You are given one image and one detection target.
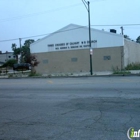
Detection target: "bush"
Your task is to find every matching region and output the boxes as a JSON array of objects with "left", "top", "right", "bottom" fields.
[
  {"left": 113, "top": 71, "right": 131, "bottom": 75},
  {"left": 125, "top": 63, "right": 140, "bottom": 70},
  {"left": 2, "top": 59, "right": 17, "bottom": 68},
  {"left": 28, "top": 72, "right": 41, "bottom": 77},
  {"left": 112, "top": 66, "right": 131, "bottom": 75}
]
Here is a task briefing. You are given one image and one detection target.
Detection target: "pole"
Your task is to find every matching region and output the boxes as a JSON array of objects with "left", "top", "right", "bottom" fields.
[
  {"left": 6, "top": 51, "right": 7, "bottom": 74},
  {"left": 82, "top": 0, "right": 93, "bottom": 75},
  {"left": 19, "top": 38, "right": 22, "bottom": 63},
  {"left": 120, "top": 26, "right": 124, "bottom": 35},
  {"left": 88, "top": 1, "right": 93, "bottom": 75}
]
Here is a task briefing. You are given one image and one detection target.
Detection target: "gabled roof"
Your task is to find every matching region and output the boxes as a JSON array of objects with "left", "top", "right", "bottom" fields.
[{"left": 31, "top": 23, "right": 123, "bottom": 46}]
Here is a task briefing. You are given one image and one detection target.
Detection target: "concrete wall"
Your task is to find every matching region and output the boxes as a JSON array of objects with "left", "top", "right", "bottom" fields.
[
  {"left": 124, "top": 39, "right": 140, "bottom": 67},
  {"left": 33, "top": 46, "right": 122, "bottom": 74},
  {"left": 93, "top": 46, "right": 123, "bottom": 71}
]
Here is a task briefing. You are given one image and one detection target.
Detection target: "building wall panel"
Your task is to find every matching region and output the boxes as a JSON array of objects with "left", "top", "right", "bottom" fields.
[
  {"left": 124, "top": 39, "right": 140, "bottom": 67},
  {"left": 33, "top": 46, "right": 122, "bottom": 74}
]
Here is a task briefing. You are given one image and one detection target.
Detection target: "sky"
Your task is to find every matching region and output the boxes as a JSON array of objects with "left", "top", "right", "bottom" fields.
[{"left": 0, "top": 0, "right": 140, "bottom": 53}]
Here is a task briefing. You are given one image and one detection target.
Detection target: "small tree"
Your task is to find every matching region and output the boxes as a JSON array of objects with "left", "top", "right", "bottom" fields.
[
  {"left": 11, "top": 39, "right": 35, "bottom": 63},
  {"left": 24, "top": 39, "right": 35, "bottom": 47},
  {"left": 12, "top": 43, "right": 21, "bottom": 61},
  {"left": 30, "top": 55, "right": 39, "bottom": 73},
  {"left": 124, "top": 35, "right": 131, "bottom": 40},
  {"left": 136, "top": 36, "right": 140, "bottom": 43},
  {"left": 21, "top": 45, "right": 30, "bottom": 63},
  {"left": 2, "top": 59, "right": 17, "bottom": 68}
]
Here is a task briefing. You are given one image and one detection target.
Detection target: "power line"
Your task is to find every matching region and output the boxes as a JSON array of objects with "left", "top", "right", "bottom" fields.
[
  {"left": 22, "top": 26, "right": 86, "bottom": 39},
  {"left": 0, "top": 38, "right": 19, "bottom": 43},
  {"left": 0, "top": 0, "right": 103, "bottom": 22},
  {"left": 0, "top": 26, "right": 87, "bottom": 42},
  {"left": 91, "top": 24, "right": 140, "bottom": 26},
  {"left": 0, "top": 3, "right": 82, "bottom": 22}
]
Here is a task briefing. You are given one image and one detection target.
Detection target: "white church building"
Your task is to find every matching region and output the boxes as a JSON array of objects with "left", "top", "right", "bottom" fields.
[{"left": 30, "top": 24, "right": 140, "bottom": 74}]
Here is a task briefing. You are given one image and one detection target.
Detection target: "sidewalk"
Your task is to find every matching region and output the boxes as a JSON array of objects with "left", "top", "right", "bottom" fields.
[{"left": 0, "top": 70, "right": 140, "bottom": 79}]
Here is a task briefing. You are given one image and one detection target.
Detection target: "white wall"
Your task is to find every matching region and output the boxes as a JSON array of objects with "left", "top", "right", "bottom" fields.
[
  {"left": 92, "top": 29, "right": 123, "bottom": 48},
  {"left": 31, "top": 24, "right": 124, "bottom": 53},
  {"left": 124, "top": 39, "right": 140, "bottom": 67}
]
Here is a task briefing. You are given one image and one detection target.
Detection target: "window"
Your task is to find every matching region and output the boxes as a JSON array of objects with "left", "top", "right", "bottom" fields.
[
  {"left": 71, "top": 58, "right": 78, "bottom": 62},
  {"left": 104, "top": 56, "right": 111, "bottom": 60},
  {"left": 43, "top": 60, "right": 48, "bottom": 64},
  {"left": 8, "top": 56, "right": 11, "bottom": 58}
]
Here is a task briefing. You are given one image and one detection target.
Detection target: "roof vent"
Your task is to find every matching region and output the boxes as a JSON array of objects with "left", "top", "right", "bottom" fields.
[{"left": 110, "top": 29, "right": 117, "bottom": 33}]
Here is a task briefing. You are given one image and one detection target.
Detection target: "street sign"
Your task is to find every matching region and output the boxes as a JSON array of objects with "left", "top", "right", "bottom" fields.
[{"left": 90, "top": 48, "right": 93, "bottom": 55}]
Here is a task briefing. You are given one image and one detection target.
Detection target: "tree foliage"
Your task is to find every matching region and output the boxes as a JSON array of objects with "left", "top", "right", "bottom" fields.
[
  {"left": 125, "top": 63, "right": 140, "bottom": 70},
  {"left": 11, "top": 39, "right": 36, "bottom": 64},
  {"left": 2, "top": 59, "right": 17, "bottom": 67},
  {"left": 30, "top": 55, "right": 39, "bottom": 67},
  {"left": 12, "top": 43, "right": 20, "bottom": 60},
  {"left": 24, "top": 39, "right": 35, "bottom": 47},
  {"left": 21, "top": 45, "right": 30, "bottom": 63},
  {"left": 136, "top": 36, "right": 140, "bottom": 43},
  {"left": 124, "top": 35, "right": 131, "bottom": 40}
]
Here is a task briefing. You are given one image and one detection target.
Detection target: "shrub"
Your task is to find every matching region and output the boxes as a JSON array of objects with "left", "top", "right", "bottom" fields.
[
  {"left": 112, "top": 66, "right": 131, "bottom": 75},
  {"left": 125, "top": 63, "right": 140, "bottom": 70},
  {"left": 28, "top": 72, "right": 41, "bottom": 77},
  {"left": 113, "top": 71, "right": 131, "bottom": 75},
  {"left": 2, "top": 59, "right": 17, "bottom": 68}
]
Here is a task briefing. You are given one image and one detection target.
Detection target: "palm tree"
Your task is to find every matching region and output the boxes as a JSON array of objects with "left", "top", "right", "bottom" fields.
[{"left": 11, "top": 43, "right": 21, "bottom": 61}]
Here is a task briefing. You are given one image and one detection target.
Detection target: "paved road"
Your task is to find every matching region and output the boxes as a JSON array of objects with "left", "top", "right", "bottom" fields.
[{"left": 0, "top": 76, "right": 140, "bottom": 140}]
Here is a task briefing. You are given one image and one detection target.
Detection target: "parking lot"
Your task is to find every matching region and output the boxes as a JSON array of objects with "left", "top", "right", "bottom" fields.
[{"left": 0, "top": 76, "right": 140, "bottom": 140}]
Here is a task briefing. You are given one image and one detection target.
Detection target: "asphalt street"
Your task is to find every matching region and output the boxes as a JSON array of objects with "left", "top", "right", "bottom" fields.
[{"left": 0, "top": 76, "right": 140, "bottom": 140}]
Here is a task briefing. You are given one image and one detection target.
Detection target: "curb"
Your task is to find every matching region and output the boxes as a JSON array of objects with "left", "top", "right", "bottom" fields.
[{"left": 0, "top": 74, "right": 140, "bottom": 79}]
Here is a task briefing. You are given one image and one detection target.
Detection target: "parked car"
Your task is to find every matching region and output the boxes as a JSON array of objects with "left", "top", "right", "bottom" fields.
[{"left": 13, "top": 63, "right": 31, "bottom": 71}]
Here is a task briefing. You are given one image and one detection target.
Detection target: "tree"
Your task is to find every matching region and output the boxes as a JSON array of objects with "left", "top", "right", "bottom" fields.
[
  {"left": 11, "top": 39, "right": 35, "bottom": 63},
  {"left": 124, "top": 35, "right": 131, "bottom": 40},
  {"left": 11, "top": 39, "right": 39, "bottom": 73},
  {"left": 21, "top": 39, "right": 35, "bottom": 63},
  {"left": 12, "top": 43, "right": 20, "bottom": 61},
  {"left": 21, "top": 53, "right": 39, "bottom": 73},
  {"left": 2, "top": 59, "right": 17, "bottom": 67},
  {"left": 21, "top": 45, "right": 30, "bottom": 63},
  {"left": 24, "top": 39, "right": 35, "bottom": 47},
  {"left": 136, "top": 36, "right": 140, "bottom": 43},
  {"left": 11, "top": 43, "right": 16, "bottom": 51}
]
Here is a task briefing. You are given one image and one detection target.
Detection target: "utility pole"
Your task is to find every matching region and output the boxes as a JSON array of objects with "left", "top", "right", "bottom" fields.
[
  {"left": 19, "top": 38, "right": 22, "bottom": 63},
  {"left": 120, "top": 26, "right": 124, "bottom": 35},
  {"left": 120, "top": 27, "right": 124, "bottom": 71},
  {"left": 82, "top": 0, "right": 93, "bottom": 75}
]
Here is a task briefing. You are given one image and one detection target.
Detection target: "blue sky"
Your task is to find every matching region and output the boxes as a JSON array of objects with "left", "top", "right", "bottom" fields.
[{"left": 0, "top": 0, "right": 139, "bottom": 52}]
